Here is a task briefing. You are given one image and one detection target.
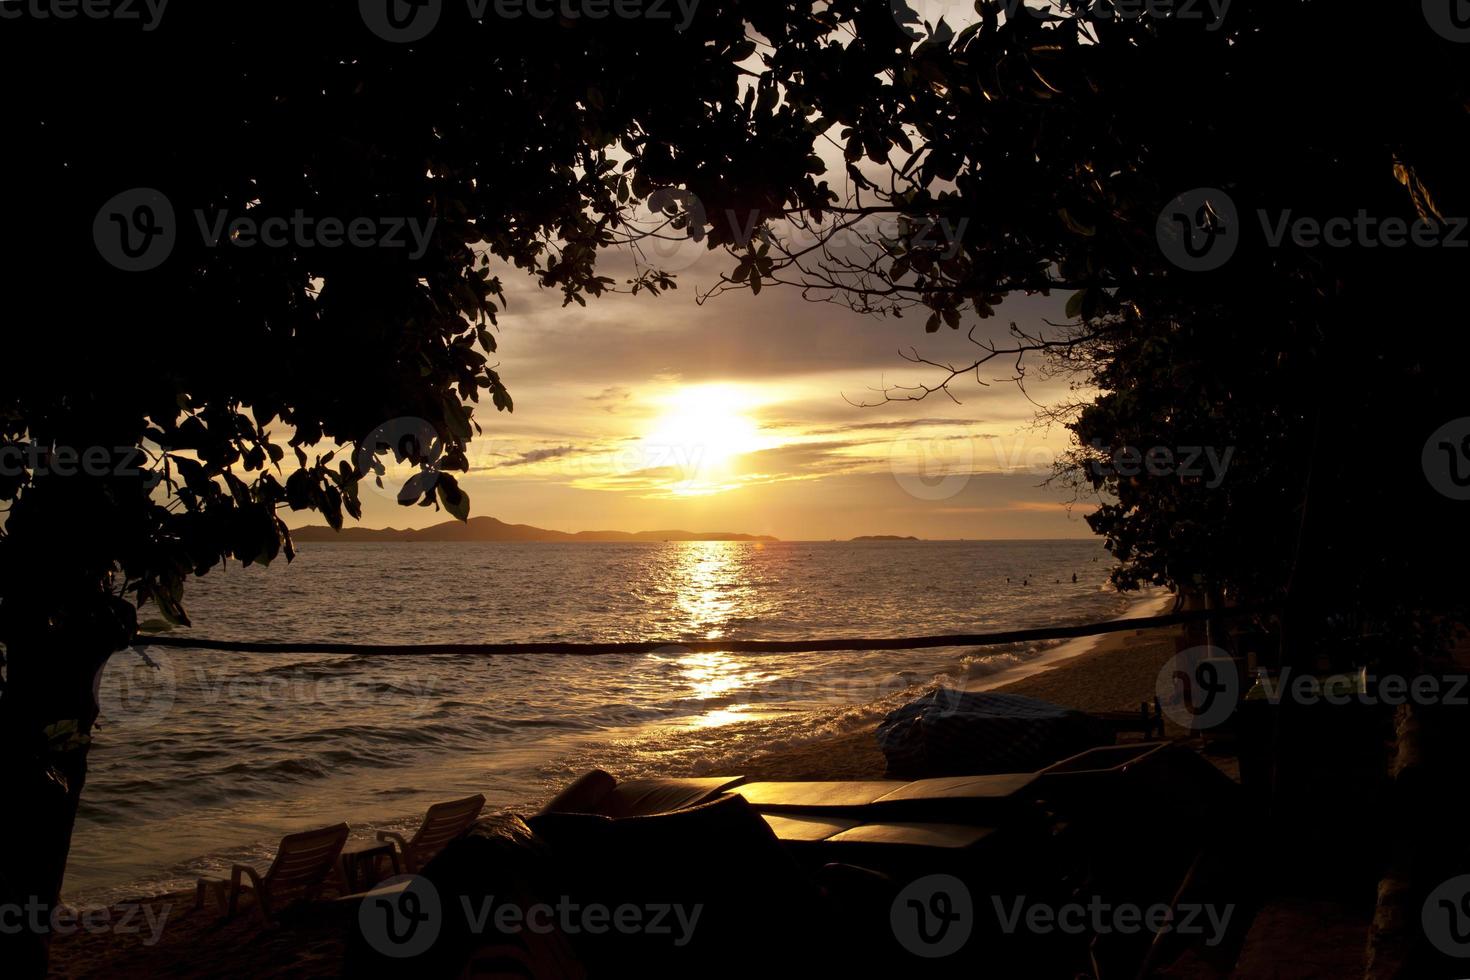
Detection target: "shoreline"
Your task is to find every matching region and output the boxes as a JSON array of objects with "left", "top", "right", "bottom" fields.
[
  {"left": 963, "top": 588, "right": 1176, "bottom": 692},
  {"left": 725, "top": 590, "right": 1183, "bottom": 782},
  {"left": 50, "top": 594, "right": 1187, "bottom": 976}
]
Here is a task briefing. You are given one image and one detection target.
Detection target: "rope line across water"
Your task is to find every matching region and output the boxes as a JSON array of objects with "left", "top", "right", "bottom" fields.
[{"left": 132, "top": 604, "right": 1272, "bottom": 656}]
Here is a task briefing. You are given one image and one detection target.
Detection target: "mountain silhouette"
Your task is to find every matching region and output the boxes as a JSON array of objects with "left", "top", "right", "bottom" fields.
[{"left": 290, "top": 516, "right": 777, "bottom": 543}]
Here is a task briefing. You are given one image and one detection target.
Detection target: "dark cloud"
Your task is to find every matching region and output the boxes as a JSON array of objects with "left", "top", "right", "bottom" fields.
[
  {"left": 489, "top": 254, "right": 1070, "bottom": 387},
  {"left": 730, "top": 440, "right": 865, "bottom": 476},
  {"left": 588, "top": 386, "right": 633, "bottom": 412},
  {"left": 791, "top": 417, "right": 984, "bottom": 436},
  {"left": 496, "top": 445, "right": 579, "bottom": 467}
]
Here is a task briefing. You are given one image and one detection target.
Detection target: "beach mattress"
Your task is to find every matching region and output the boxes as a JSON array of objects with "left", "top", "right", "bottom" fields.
[
  {"left": 759, "top": 813, "right": 860, "bottom": 842},
  {"left": 541, "top": 771, "right": 749, "bottom": 818},
  {"left": 877, "top": 689, "right": 1113, "bottom": 777},
  {"left": 602, "top": 776, "right": 749, "bottom": 817}
]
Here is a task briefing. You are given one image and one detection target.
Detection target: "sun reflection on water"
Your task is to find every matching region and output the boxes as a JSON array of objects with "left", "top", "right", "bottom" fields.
[
  {"left": 673, "top": 650, "right": 762, "bottom": 699},
  {"left": 658, "top": 542, "right": 777, "bottom": 726},
  {"left": 672, "top": 540, "right": 743, "bottom": 639}
]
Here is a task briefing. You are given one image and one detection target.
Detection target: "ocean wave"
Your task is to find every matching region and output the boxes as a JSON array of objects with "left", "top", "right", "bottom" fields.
[{"left": 69, "top": 539, "right": 1130, "bottom": 906}]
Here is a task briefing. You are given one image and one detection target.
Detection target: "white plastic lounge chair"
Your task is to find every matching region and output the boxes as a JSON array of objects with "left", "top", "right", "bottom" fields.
[
  {"left": 376, "top": 794, "right": 486, "bottom": 874},
  {"left": 194, "top": 822, "right": 350, "bottom": 924}
]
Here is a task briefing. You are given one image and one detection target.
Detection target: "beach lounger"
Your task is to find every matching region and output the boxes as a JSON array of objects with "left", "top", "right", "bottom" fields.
[
  {"left": 540, "top": 769, "right": 748, "bottom": 818},
  {"left": 729, "top": 780, "right": 903, "bottom": 811},
  {"left": 193, "top": 822, "right": 349, "bottom": 925},
  {"left": 1036, "top": 741, "right": 1172, "bottom": 786},
  {"left": 376, "top": 793, "right": 486, "bottom": 874}
]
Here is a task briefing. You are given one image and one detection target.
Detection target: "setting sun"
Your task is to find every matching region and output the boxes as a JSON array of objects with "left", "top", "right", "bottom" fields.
[{"left": 640, "top": 385, "right": 770, "bottom": 494}]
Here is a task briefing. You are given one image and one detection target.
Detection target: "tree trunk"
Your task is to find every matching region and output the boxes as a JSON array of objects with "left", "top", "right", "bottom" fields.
[{"left": 0, "top": 598, "right": 127, "bottom": 978}]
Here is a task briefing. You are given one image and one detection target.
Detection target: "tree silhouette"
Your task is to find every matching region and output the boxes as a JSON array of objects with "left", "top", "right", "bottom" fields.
[
  {"left": 0, "top": 3, "right": 841, "bottom": 970},
  {"left": 697, "top": 0, "right": 1470, "bottom": 661},
  {"left": 3, "top": 2, "right": 1469, "bottom": 971}
]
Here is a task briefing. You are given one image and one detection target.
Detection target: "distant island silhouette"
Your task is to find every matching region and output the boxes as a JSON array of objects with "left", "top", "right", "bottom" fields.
[
  {"left": 851, "top": 535, "right": 921, "bottom": 541},
  {"left": 290, "top": 516, "right": 778, "bottom": 543}
]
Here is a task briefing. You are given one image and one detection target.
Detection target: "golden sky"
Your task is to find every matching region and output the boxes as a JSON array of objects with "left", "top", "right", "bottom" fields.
[
  {"left": 348, "top": 240, "right": 1099, "bottom": 541},
  {"left": 330, "top": 36, "right": 1102, "bottom": 542}
]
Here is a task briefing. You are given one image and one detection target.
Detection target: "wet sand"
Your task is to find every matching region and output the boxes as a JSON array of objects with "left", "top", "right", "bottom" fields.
[{"left": 728, "top": 616, "right": 1182, "bottom": 780}]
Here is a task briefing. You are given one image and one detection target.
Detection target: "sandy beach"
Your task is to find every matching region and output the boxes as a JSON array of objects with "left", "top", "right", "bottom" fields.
[
  {"left": 722, "top": 605, "right": 1182, "bottom": 782},
  {"left": 48, "top": 614, "right": 1185, "bottom": 978}
]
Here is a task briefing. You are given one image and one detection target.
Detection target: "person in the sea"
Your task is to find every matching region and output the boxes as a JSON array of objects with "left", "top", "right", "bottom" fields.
[{"left": 1072, "top": 573, "right": 1077, "bottom": 583}]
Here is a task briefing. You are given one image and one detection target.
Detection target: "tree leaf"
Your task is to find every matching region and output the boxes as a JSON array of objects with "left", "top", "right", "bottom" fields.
[{"left": 436, "top": 473, "right": 471, "bottom": 522}]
